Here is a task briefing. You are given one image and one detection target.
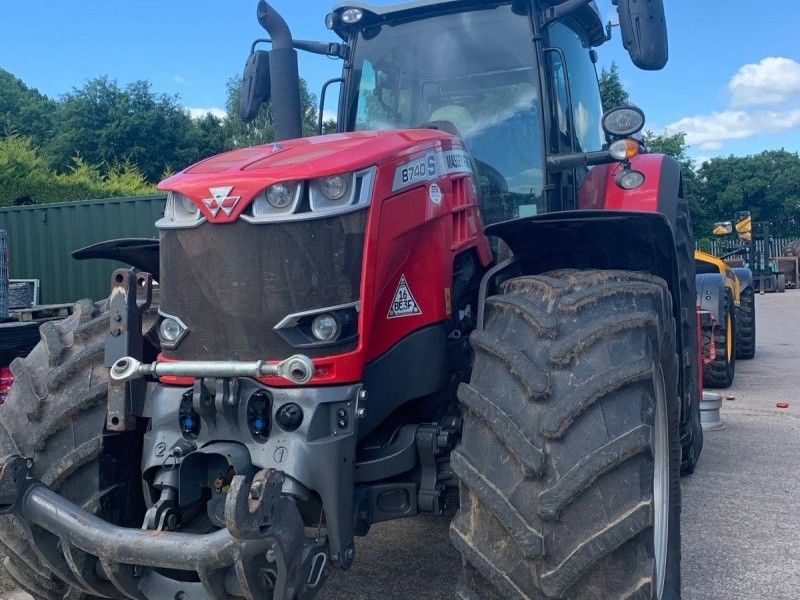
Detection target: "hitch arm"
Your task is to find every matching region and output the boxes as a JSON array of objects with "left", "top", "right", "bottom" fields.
[{"left": 110, "top": 355, "right": 316, "bottom": 385}]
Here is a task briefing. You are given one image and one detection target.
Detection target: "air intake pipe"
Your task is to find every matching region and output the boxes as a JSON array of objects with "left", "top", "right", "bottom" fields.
[{"left": 257, "top": 1, "right": 303, "bottom": 141}]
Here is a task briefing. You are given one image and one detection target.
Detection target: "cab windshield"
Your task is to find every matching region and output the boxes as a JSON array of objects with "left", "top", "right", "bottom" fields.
[{"left": 346, "top": 4, "right": 545, "bottom": 223}]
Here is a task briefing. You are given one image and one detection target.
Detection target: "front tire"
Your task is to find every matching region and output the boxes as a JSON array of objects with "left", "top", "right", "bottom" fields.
[
  {"left": 452, "top": 270, "right": 681, "bottom": 599},
  {"left": 0, "top": 299, "right": 155, "bottom": 600}
]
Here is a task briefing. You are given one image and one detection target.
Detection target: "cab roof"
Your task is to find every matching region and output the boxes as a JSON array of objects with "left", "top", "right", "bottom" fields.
[{"left": 331, "top": 0, "right": 606, "bottom": 45}]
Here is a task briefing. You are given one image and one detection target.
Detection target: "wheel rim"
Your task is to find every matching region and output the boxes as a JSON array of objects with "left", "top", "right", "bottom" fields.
[
  {"left": 726, "top": 314, "right": 733, "bottom": 359},
  {"left": 653, "top": 365, "right": 669, "bottom": 599}
]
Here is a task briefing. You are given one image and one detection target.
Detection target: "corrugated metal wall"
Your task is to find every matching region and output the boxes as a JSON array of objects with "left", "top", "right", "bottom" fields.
[{"left": 0, "top": 195, "right": 165, "bottom": 304}]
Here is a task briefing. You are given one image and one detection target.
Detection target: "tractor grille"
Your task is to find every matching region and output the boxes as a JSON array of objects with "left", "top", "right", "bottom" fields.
[{"left": 159, "top": 211, "right": 366, "bottom": 361}]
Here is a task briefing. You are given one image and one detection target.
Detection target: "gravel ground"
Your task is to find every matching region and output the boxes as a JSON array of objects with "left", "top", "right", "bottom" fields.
[{"left": 2, "top": 290, "right": 798, "bottom": 599}]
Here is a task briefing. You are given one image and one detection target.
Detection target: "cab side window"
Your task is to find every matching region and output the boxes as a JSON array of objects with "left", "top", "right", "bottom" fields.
[{"left": 546, "top": 21, "right": 605, "bottom": 153}]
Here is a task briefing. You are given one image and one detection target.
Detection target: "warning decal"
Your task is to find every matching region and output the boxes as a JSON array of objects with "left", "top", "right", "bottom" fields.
[{"left": 387, "top": 275, "right": 422, "bottom": 319}]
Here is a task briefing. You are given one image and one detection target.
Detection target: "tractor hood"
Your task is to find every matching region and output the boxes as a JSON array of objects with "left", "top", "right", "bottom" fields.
[{"left": 158, "top": 129, "right": 451, "bottom": 224}]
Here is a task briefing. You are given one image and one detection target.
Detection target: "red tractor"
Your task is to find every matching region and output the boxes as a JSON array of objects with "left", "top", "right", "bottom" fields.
[{"left": 0, "top": 1, "right": 702, "bottom": 598}]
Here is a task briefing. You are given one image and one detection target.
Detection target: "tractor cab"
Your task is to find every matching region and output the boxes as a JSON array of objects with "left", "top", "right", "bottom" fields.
[
  {"left": 334, "top": 1, "right": 612, "bottom": 223},
  {"left": 242, "top": 0, "right": 668, "bottom": 221}
]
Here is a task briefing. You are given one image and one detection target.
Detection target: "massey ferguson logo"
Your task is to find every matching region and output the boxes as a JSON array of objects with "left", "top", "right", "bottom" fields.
[{"left": 202, "top": 186, "right": 241, "bottom": 217}]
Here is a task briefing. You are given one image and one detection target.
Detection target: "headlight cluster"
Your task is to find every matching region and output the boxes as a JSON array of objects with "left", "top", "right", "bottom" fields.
[
  {"left": 243, "top": 167, "right": 376, "bottom": 223},
  {"left": 157, "top": 167, "right": 376, "bottom": 228},
  {"left": 157, "top": 311, "right": 189, "bottom": 349},
  {"left": 156, "top": 191, "right": 204, "bottom": 229},
  {"left": 250, "top": 181, "right": 303, "bottom": 218},
  {"left": 274, "top": 302, "right": 359, "bottom": 348}
]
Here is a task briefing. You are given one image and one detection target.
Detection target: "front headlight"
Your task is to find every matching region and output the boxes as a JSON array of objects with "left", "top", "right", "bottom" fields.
[
  {"left": 156, "top": 191, "right": 204, "bottom": 229},
  {"left": 251, "top": 181, "right": 303, "bottom": 217},
  {"left": 309, "top": 167, "right": 376, "bottom": 213},
  {"left": 241, "top": 166, "right": 377, "bottom": 223},
  {"left": 320, "top": 175, "right": 348, "bottom": 200},
  {"left": 309, "top": 173, "right": 354, "bottom": 211}
]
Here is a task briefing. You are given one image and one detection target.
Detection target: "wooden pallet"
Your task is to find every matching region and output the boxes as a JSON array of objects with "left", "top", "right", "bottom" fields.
[{"left": 9, "top": 303, "right": 73, "bottom": 322}]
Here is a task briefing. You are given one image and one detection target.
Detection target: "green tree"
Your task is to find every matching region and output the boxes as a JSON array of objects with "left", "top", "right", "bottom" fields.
[
  {"left": 697, "top": 150, "right": 800, "bottom": 236},
  {"left": 0, "top": 68, "right": 58, "bottom": 147},
  {"left": 48, "top": 77, "right": 224, "bottom": 181},
  {"left": 598, "top": 62, "right": 630, "bottom": 112},
  {"left": 0, "top": 135, "right": 54, "bottom": 205},
  {"left": 322, "top": 119, "right": 338, "bottom": 135},
  {"left": 0, "top": 136, "right": 156, "bottom": 207}
]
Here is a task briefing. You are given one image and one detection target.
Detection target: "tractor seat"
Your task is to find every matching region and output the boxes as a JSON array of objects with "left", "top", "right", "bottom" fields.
[{"left": 428, "top": 105, "right": 475, "bottom": 139}]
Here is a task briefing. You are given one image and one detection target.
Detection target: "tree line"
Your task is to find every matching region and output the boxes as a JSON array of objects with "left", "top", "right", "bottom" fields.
[
  {"left": 600, "top": 63, "right": 800, "bottom": 238},
  {"left": 0, "top": 68, "right": 331, "bottom": 207},
  {"left": 3, "top": 65, "right": 798, "bottom": 239}
]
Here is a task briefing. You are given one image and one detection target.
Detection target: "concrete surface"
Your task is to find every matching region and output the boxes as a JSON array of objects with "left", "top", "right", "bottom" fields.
[
  {"left": 1, "top": 291, "right": 798, "bottom": 599},
  {"left": 680, "top": 290, "right": 800, "bottom": 599}
]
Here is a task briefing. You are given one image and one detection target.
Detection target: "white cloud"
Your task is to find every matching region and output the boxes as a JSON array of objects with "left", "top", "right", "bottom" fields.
[
  {"left": 664, "top": 56, "right": 800, "bottom": 153},
  {"left": 173, "top": 74, "right": 189, "bottom": 85},
  {"left": 186, "top": 107, "right": 227, "bottom": 120},
  {"left": 694, "top": 155, "right": 712, "bottom": 167},
  {"left": 666, "top": 109, "right": 800, "bottom": 150},
  {"left": 729, "top": 57, "right": 800, "bottom": 107}
]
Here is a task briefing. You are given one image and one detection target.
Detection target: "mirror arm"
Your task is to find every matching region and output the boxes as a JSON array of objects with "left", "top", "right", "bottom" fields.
[
  {"left": 293, "top": 39, "right": 349, "bottom": 59},
  {"left": 318, "top": 77, "right": 345, "bottom": 135},
  {"left": 250, "top": 38, "right": 270, "bottom": 53},
  {"left": 250, "top": 37, "right": 348, "bottom": 59},
  {"left": 547, "top": 150, "right": 615, "bottom": 173}
]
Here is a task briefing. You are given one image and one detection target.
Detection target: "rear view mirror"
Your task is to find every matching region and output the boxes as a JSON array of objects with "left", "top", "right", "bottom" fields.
[
  {"left": 713, "top": 222, "right": 733, "bottom": 236},
  {"left": 734, "top": 211, "right": 752, "bottom": 241},
  {"left": 239, "top": 49, "right": 271, "bottom": 122},
  {"left": 616, "top": 0, "right": 668, "bottom": 70}
]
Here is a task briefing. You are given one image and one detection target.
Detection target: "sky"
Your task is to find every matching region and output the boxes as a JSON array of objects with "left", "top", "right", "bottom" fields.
[{"left": 1, "top": 0, "right": 798, "bottom": 163}]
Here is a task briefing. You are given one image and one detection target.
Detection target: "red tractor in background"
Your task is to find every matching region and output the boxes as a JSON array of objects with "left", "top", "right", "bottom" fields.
[{"left": 0, "top": 1, "right": 702, "bottom": 599}]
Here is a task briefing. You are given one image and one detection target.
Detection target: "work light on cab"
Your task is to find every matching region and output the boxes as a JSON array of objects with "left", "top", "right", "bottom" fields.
[
  {"left": 602, "top": 105, "right": 646, "bottom": 138},
  {"left": 340, "top": 8, "right": 363, "bottom": 23}
]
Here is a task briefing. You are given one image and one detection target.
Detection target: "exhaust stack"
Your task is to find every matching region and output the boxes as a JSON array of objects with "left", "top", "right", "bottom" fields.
[{"left": 257, "top": 1, "right": 303, "bottom": 141}]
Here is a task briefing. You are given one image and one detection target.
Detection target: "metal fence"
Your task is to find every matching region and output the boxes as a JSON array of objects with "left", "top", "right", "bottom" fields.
[
  {"left": 0, "top": 195, "right": 166, "bottom": 304},
  {"left": 0, "top": 230, "right": 8, "bottom": 318},
  {"left": 697, "top": 236, "right": 799, "bottom": 258}
]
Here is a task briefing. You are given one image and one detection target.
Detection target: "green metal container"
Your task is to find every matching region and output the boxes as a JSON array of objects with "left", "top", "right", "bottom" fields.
[{"left": 0, "top": 195, "right": 165, "bottom": 304}]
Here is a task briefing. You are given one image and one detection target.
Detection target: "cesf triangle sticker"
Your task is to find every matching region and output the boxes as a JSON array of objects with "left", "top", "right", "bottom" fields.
[{"left": 387, "top": 275, "right": 422, "bottom": 318}]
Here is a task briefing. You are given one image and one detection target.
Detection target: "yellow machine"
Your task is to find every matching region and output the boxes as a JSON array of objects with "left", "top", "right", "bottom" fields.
[
  {"left": 694, "top": 246, "right": 756, "bottom": 388},
  {"left": 695, "top": 250, "right": 741, "bottom": 304}
]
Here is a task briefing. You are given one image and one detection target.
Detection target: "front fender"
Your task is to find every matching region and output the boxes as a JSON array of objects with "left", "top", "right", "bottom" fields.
[
  {"left": 485, "top": 209, "right": 681, "bottom": 337},
  {"left": 731, "top": 267, "right": 753, "bottom": 292},
  {"left": 695, "top": 273, "right": 726, "bottom": 324},
  {"left": 72, "top": 238, "right": 160, "bottom": 279}
]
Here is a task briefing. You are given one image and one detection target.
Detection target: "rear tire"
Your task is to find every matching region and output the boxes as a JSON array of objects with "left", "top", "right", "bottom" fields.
[
  {"left": 702, "top": 291, "right": 736, "bottom": 388},
  {"left": 0, "top": 299, "right": 155, "bottom": 600},
  {"left": 674, "top": 199, "right": 703, "bottom": 476},
  {"left": 736, "top": 286, "right": 756, "bottom": 359},
  {"left": 452, "top": 270, "right": 681, "bottom": 599}
]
